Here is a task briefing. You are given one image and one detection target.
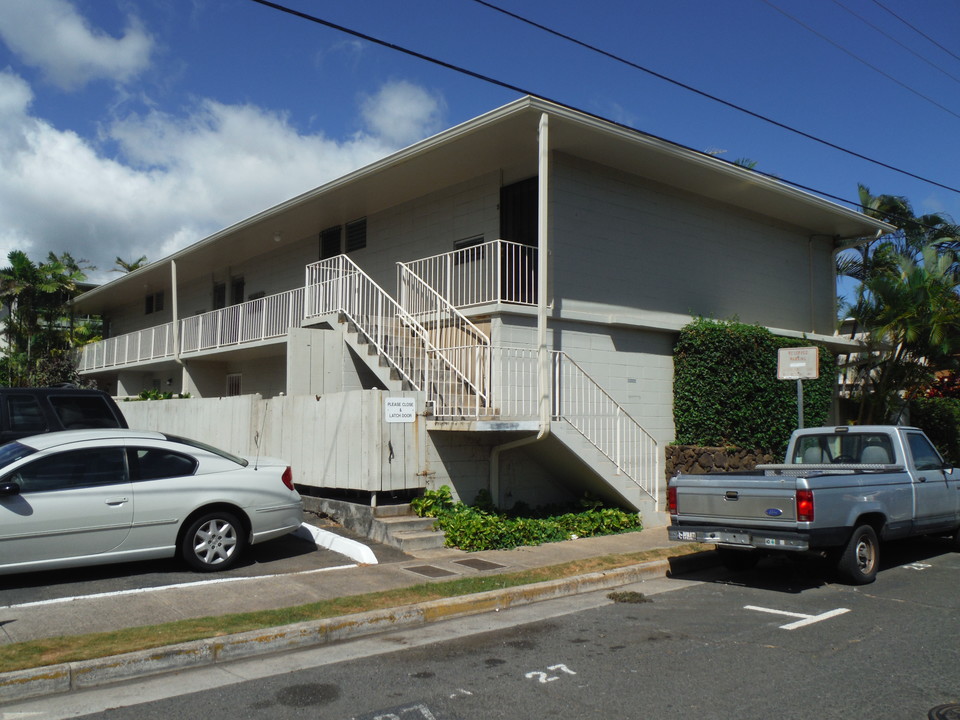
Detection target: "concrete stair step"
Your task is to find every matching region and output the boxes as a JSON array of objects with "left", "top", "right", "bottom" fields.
[
  {"left": 369, "top": 511, "right": 446, "bottom": 552},
  {"left": 390, "top": 529, "right": 447, "bottom": 553},
  {"left": 373, "top": 503, "right": 414, "bottom": 518},
  {"left": 375, "top": 515, "right": 437, "bottom": 533}
]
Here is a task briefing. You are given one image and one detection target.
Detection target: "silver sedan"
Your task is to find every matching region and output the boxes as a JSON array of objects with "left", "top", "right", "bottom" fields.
[{"left": 0, "top": 429, "right": 303, "bottom": 575}]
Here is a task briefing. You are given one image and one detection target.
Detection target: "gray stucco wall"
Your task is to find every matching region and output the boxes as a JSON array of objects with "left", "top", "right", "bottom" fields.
[{"left": 550, "top": 153, "right": 837, "bottom": 336}]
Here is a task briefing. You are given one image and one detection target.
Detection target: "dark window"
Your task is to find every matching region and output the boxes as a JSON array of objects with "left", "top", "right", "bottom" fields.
[
  {"left": 320, "top": 226, "right": 342, "bottom": 260},
  {"left": 230, "top": 276, "right": 245, "bottom": 306},
  {"left": 7, "top": 395, "right": 45, "bottom": 432},
  {"left": 500, "top": 177, "right": 537, "bottom": 247},
  {"left": 48, "top": 396, "right": 122, "bottom": 430},
  {"left": 345, "top": 218, "right": 367, "bottom": 252},
  {"left": 131, "top": 448, "right": 198, "bottom": 480},
  {"left": 213, "top": 282, "right": 226, "bottom": 310},
  {"left": 9, "top": 447, "right": 127, "bottom": 493},
  {"left": 145, "top": 291, "right": 164, "bottom": 315}
]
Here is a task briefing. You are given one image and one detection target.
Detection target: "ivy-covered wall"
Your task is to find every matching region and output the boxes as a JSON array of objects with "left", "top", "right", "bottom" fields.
[{"left": 673, "top": 318, "right": 837, "bottom": 459}]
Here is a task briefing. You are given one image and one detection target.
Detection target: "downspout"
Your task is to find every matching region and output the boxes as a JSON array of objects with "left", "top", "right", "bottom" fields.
[
  {"left": 171, "top": 260, "right": 184, "bottom": 382},
  {"left": 171, "top": 260, "right": 180, "bottom": 361},
  {"left": 489, "top": 112, "right": 552, "bottom": 503}
]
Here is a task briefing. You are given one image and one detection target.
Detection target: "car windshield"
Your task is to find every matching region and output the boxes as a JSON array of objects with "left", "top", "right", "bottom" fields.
[
  {"left": 0, "top": 441, "right": 37, "bottom": 469},
  {"left": 162, "top": 434, "right": 249, "bottom": 467}
]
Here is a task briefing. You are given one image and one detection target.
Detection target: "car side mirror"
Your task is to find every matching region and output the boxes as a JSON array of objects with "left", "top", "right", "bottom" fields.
[{"left": 0, "top": 482, "right": 21, "bottom": 497}]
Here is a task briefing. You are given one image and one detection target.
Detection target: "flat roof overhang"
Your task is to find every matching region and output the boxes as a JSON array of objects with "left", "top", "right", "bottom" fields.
[{"left": 74, "top": 97, "right": 893, "bottom": 314}]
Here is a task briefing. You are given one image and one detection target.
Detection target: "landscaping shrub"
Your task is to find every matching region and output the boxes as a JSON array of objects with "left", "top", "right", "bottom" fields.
[
  {"left": 673, "top": 318, "right": 836, "bottom": 459},
  {"left": 411, "top": 486, "right": 643, "bottom": 551}
]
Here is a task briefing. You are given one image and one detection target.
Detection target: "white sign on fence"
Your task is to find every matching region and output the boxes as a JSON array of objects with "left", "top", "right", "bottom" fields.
[{"left": 385, "top": 397, "right": 416, "bottom": 423}]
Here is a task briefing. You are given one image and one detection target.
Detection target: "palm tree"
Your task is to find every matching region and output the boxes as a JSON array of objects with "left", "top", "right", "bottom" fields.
[
  {"left": 112, "top": 255, "right": 148, "bottom": 273},
  {"left": 0, "top": 250, "right": 93, "bottom": 386},
  {"left": 845, "top": 244, "right": 960, "bottom": 423}
]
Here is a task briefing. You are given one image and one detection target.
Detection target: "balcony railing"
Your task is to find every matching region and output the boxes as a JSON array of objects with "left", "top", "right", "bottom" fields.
[
  {"left": 79, "top": 288, "right": 305, "bottom": 371},
  {"left": 180, "top": 288, "right": 305, "bottom": 353},
  {"left": 401, "top": 239, "right": 537, "bottom": 308},
  {"left": 79, "top": 323, "right": 175, "bottom": 372}
]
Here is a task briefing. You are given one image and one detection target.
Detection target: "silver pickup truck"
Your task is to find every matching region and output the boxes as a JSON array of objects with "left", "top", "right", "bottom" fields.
[{"left": 667, "top": 425, "right": 960, "bottom": 584}]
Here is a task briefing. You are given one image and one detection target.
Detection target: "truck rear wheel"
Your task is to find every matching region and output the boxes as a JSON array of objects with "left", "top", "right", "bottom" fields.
[{"left": 836, "top": 524, "right": 878, "bottom": 585}]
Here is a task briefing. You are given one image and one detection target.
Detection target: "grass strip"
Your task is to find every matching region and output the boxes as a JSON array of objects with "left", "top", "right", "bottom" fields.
[{"left": 0, "top": 544, "right": 704, "bottom": 674}]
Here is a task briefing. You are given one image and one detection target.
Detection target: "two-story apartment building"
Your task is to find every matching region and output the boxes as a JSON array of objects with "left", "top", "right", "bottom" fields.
[{"left": 72, "top": 96, "right": 891, "bottom": 527}]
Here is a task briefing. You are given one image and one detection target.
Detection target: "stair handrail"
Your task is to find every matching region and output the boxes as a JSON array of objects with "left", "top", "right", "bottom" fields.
[
  {"left": 397, "top": 262, "right": 491, "bottom": 411},
  {"left": 552, "top": 351, "right": 659, "bottom": 504},
  {"left": 305, "top": 255, "right": 433, "bottom": 390}
]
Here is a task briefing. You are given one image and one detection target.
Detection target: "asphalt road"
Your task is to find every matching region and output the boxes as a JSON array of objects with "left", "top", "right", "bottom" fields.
[{"left": 8, "top": 535, "right": 958, "bottom": 720}]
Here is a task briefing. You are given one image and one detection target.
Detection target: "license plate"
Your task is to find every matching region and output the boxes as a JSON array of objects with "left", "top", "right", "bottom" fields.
[{"left": 676, "top": 531, "right": 697, "bottom": 541}]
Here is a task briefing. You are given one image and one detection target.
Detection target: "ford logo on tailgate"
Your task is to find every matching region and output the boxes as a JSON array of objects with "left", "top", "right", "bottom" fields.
[{"left": 765, "top": 508, "right": 784, "bottom": 517}]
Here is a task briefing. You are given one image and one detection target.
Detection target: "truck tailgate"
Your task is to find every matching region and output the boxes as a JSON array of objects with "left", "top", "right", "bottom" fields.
[{"left": 674, "top": 475, "right": 798, "bottom": 525}]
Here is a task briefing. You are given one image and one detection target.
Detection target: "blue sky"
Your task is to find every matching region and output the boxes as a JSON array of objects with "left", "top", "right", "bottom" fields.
[{"left": 0, "top": 0, "right": 958, "bottom": 285}]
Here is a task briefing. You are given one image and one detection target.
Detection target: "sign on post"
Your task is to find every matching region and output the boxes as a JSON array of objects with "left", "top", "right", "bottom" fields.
[
  {"left": 777, "top": 347, "right": 819, "bottom": 380},
  {"left": 778, "top": 347, "right": 818, "bottom": 429}
]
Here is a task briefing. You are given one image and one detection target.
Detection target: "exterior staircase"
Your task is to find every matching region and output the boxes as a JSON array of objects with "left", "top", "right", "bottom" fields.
[
  {"left": 369, "top": 504, "right": 446, "bottom": 552},
  {"left": 305, "top": 251, "right": 660, "bottom": 516}
]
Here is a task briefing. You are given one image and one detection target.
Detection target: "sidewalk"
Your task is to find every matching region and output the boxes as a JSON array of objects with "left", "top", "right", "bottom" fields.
[{"left": 0, "top": 523, "right": 712, "bottom": 704}]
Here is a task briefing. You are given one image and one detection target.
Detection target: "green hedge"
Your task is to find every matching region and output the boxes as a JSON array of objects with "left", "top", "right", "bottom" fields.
[
  {"left": 908, "top": 397, "right": 960, "bottom": 465},
  {"left": 673, "top": 318, "right": 836, "bottom": 458}
]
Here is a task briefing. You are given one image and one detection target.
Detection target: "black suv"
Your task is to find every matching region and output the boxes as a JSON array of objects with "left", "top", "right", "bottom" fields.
[{"left": 0, "top": 387, "right": 128, "bottom": 445}]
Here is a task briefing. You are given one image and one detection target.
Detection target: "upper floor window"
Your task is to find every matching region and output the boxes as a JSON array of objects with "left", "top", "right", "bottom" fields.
[
  {"left": 320, "top": 226, "right": 341, "bottom": 260},
  {"left": 213, "top": 281, "right": 226, "bottom": 310},
  {"left": 345, "top": 218, "right": 367, "bottom": 252},
  {"left": 231, "top": 276, "right": 245, "bottom": 306},
  {"left": 145, "top": 291, "right": 164, "bottom": 315}
]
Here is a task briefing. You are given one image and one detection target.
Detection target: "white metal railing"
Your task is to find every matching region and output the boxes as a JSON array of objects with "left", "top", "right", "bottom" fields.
[
  {"left": 78, "top": 288, "right": 305, "bottom": 371},
  {"left": 489, "top": 346, "right": 539, "bottom": 418},
  {"left": 401, "top": 239, "right": 537, "bottom": 308},
  {"left": 552, "top": 352, "right": 659, "bottom": 504},
  {"left": 397, "top": 263, "right": 491, "bottom": 416},
  {"left": 305, "top": 255, "right": 430, "bottom": 390},
  {"left": 78, "top": 323, "right": 175, "bottom": 371},
  {"left": 180, "top": 287, "right": 304, "bottom": 353},
  {"left": 486, "top": 347, "right": 658, "bottom": 503}
]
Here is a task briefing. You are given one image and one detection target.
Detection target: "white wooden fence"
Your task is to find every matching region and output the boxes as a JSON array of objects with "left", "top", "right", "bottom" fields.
[{"left": 120, "top": 391, "right": 424, "bottom": 494}]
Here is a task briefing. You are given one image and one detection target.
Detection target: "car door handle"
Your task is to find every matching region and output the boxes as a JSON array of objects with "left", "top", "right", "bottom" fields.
[
  {"left": 105, "top": 497, "right": 129, "bottom": 506},
  {"left": 918, "top": 477, "right": 927, "bottom": 483}
]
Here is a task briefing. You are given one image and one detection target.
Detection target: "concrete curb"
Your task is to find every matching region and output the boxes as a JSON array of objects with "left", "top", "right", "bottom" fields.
[
  {"left": 0, "top": 555, "right": 692, "bottom": 704},
  {"left": 293, "top": 523, "right": 379, "bottom": 565}
]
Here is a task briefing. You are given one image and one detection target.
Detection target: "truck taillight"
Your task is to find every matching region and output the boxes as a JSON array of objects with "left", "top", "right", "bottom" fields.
[
  {"left": 281, "top": 467, "right": 295, "bottom": 492},
  {"left": 796, "top": 489, "right": 814, "bottom": 522},
  {"left": 668, "top": 485, "right": 678, "bottom": 515}
]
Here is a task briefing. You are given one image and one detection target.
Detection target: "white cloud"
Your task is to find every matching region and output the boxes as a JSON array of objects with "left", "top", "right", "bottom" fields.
[
  {"left": 360, "top": 81, "right": 447, "bottom": 146},
  {"left": 0, "top": 0, "right": 153, "bottom": 90},
  {"left": 0, "top": 73, "right": 446, "bottom": 281}
]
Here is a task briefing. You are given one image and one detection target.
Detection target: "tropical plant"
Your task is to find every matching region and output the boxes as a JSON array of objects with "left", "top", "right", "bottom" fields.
[
  {"left": 0, "top": 250, "right": 93, "bottom": 386},
  {"left": 843, "top": 245, "right": 960, "bottom": 423},
  {"left": 113, "top": 255, "right": 148, "bottom": 273}
]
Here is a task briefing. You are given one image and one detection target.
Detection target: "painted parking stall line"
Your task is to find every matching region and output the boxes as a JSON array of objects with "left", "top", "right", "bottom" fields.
[
  {"left": 0, "top": 564, "right": 358, "bottom": 611},
  {"left": 744, "top": 605, "right": 850, "bottom": 630}
]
